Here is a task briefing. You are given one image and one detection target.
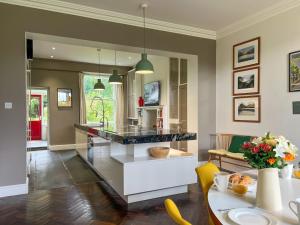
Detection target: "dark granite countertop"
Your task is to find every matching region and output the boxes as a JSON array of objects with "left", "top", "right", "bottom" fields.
[{"left": 75, "top": 124, "right": 197, "bottom": 145}]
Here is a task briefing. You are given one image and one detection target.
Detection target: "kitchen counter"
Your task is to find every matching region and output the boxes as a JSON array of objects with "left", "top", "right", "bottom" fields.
[
  {"left": 74, "top": 124, "right": 197, "bottom": 144},
  {"left": 75, "top": 124, "right": 198, "bottom": 203}
]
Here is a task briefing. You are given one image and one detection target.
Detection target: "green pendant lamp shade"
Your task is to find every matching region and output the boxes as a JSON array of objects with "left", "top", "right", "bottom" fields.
[
  {"left": 109, "top": 69, "right": 122, "bottom": 84},
  {"left": 135, "top": 53, "right": 154, "bottom": 75},
  {"left": 109, "top": 51, "right": 123, "bottom": 84},
  {"left": 135, "top": 4, "right": 154, "bottom": 75},
  {"left": 94, "top": 79, "right": 105, "bottom": 90}
]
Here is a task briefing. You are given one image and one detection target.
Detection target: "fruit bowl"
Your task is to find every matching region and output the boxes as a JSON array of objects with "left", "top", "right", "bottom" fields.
[{"left": 148, "top": 147, "right": 170, "bottom": 158}]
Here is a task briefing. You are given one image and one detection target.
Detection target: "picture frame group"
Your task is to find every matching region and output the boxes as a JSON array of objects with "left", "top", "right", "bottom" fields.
[{"left": 232, "top": 37, "right": 261, "bottom": 123}]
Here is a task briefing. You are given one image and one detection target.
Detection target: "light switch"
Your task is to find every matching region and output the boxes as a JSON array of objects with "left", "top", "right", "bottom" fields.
[{"left": 4, "top": 102, "right": 12, "bottom": 109}]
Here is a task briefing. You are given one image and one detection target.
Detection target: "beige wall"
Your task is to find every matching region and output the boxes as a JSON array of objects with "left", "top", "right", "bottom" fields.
[
  {"left": 216, "top": 6, "right": 300, "bottom": 150},
  {"left": 0, "top": 3, "right": 215, "bottom": 187},
  {"left": 31, "top": 58, "right": 130, "bottom": 146}
]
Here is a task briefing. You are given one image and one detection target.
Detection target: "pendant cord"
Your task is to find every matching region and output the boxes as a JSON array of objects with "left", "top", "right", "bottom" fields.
[
  {"left": 143, "top": 7, "right": 146, "bottom": 54},
  {"left": 98, "top": 49, "right": 101, "bottom": 78},
  {"left": 115, "top": 50, "right": 117, "bottom": 66}
]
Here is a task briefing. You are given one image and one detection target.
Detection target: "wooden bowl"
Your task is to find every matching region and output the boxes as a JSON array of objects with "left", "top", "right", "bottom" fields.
[{"left": 148, "top": 147, "right": 170, "bottom": 158}]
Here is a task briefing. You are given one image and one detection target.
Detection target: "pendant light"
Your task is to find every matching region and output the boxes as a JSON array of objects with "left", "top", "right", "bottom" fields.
[
  {"left": 135, "top": 3, "right": 154, "bottom": 75},
  {"left": 109, "top": 50, "right": 122, "bottom": 84},
  {"left": 94, "top": 48, "right": 105, "bottom": 90}
]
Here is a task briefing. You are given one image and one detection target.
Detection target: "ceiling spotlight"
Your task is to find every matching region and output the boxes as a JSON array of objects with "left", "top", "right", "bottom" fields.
[
  {"left": 52, "top": 47, "right": 56, "bottom": 50},
  {"left": 128, "top": 56, "right": 132, "bottom": 60},
  {"left": 50, "top": 55, "right": 54, "bottom": 58}
]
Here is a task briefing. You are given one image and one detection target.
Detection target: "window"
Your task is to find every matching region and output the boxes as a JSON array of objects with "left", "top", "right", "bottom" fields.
[{"left": 84, "top": 74, "right": 116, "bottom": 128}]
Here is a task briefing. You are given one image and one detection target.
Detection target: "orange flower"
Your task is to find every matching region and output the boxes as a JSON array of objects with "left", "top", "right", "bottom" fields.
[
  {"left": 284, "top": 153, "right": 295, "bottom": 162},
  {"left": 267, "top": 158, "right": 276, "bottom": 165}
]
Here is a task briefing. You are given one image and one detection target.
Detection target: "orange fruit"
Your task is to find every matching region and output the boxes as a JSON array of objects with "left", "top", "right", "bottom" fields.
[{"left": 232, "top": 184, "right": 248, "bottom": 195}]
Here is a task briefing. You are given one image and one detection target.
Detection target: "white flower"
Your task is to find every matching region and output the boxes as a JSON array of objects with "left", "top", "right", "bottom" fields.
[
  {"left": 252, "top": 137, "right": 263, "bottom": 145},
  {"left": 273, "top": 136, "right": 298, "bottom": 158}
]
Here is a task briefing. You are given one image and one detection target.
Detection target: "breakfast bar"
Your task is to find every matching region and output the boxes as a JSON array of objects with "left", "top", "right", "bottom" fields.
[{"left": 74, "top": 124, "right": 198, "bottom": 203}]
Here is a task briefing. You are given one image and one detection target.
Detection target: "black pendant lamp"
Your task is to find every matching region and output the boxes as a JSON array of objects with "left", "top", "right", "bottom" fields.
[
  {"left": 109, "top": 51, "right": 122, "bottom": 84},
  {"left": 135, "top": 3, "right": 154, "bottom": 75},
  {"left": 94, "top": 49, "right": 105, "bottom": 91}
]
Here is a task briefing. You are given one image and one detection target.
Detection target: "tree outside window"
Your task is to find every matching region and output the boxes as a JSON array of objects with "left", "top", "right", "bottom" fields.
[{"left": 84, "top": 75, "right": 116, "bottom": 129}]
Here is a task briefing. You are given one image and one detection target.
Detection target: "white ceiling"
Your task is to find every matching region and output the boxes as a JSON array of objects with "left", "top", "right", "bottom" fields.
[
  {"left": 33, "top": 40, "right": 142, "bottom": 66},
  {"left": 60, "top": 0, "right": 284, "bottom": 30}
]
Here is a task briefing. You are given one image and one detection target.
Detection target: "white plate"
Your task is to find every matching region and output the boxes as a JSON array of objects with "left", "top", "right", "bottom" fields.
[{"left": 228, "top": 208, "right": 277, "bottom": 225}]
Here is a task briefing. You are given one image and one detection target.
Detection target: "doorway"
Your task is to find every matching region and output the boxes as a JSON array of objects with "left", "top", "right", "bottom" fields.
[{"left": 27, "top": 88, "right": 49, "bottom": 150}]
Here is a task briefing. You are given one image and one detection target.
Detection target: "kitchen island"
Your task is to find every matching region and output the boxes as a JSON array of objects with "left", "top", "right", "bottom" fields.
[{"left": 75, "top": 124, "right": 197, "bottom": 203}]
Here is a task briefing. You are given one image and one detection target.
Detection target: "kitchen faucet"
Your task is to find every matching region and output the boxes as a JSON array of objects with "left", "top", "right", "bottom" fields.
[{"left": 90, "top": 96, "right": 107, "bottom": 128}]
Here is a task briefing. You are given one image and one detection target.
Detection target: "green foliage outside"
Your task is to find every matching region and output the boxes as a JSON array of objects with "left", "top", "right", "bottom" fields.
[{"left": 84, "top": 75, "right": 116, "bottom": 127}]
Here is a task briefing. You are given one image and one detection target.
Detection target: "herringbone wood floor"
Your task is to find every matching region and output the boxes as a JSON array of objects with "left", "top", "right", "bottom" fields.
[{"left": 0, "top": 150, "right": 208, "bottom": 225}]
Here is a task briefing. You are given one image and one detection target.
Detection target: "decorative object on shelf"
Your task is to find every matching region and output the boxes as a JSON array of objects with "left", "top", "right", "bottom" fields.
[
  {"left": 233, "top": 67, "right": 260, "bottom": 96},
  {"left": 94, "top": 49, "right": 105, "bottom": 90},
  {"left": 233, "top": 37, "right": 260, "bottom": 70},
  {"left": 138, "top": 96, "right": 144, "bottom": 107},
  {"left": 289, "top": 50, "right": 300, "bottom": 92},
  {"left": 241, "top": 133, "right": 298, "bottom": 211},
  {"left": 233, "top": 95, "right": 261, "bottom": 122},
  {"left": 148, "top": 147, "right": 170, "bottom": 158},
  {"left": 57, "top": 88, "right": 72, "bottom": 108},
  {"left": 109, "top": 51, "right": 122, "bottom": 84},
  {"left": 135, "top": 3, "right": 154, "bottom": 75}
]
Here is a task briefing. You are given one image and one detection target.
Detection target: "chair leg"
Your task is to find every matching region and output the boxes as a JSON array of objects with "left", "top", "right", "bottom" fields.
[
  {"left": 208, "top": 154, "right": 212, "bottom": 162},
  {"left": 219, "top": 156, "right": 222, "bottom": 169}
]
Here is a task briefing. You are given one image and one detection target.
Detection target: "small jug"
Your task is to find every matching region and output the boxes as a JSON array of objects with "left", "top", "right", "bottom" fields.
[{"left": 213, "top": 172, "right": 229, "bottom": 192}]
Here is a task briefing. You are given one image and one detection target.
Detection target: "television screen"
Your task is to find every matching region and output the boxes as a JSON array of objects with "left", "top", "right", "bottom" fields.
[{"left": 144, "top": 81, "right": 160, "bottom": 106}]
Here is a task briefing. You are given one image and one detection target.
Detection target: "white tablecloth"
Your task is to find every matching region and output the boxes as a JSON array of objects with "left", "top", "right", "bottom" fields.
[{"left": 208, "top": 170, "right": 300, "bottom": 225}]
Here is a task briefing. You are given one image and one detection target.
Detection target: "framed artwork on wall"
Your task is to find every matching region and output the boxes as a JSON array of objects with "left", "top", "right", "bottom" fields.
[
  {"left": 233, "top": 66, "right": 260, "bottom": 96},
  {"left": 233, "top": 37, "right": 260, "bottom": 70},
  {"left": 57, "top": 88, "right": 72, "bottom": 108},
  {"left": 233, "top": 95, "right": 261, "bottom": 123},
  {"left": 289, "top": 51, "right": 300, "bottom": 92}
]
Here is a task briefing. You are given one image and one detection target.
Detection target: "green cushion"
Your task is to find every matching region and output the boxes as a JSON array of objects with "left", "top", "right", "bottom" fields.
[{"left": 228, "top": 135, "right": 251, "bottom": 153}]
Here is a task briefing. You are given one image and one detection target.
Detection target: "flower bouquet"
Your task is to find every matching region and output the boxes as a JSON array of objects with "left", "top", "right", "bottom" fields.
[
  {"left": 241, "top": 132, "right": 297, "bottom": 169},
  {"left": 241, "top": 132, "right": 298, "bottom": 211}
]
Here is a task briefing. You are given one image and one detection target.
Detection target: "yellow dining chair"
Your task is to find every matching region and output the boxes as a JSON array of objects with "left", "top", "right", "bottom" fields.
[
  {"left": 164, "top": 198, "right": 192, "bottom": 225},
  {"left": 195, "top": 162, "right": 220, "bottom": 225}
]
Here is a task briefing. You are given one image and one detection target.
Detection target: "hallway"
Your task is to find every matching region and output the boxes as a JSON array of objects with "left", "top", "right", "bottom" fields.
[{"left": 0, "top": 150, "right": 208, "bottom": 225}]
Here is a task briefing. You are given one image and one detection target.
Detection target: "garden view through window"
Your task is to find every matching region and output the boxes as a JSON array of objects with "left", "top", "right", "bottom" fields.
[{"left": 84, "top": 74, "right": 116, "bottom": 129}]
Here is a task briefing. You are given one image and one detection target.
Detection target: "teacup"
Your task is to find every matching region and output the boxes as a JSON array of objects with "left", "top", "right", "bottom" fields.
[
  {"left": 214, "top": 172, "right": 229, "bottom": 192},
  {"left": 289, "top": 198, "right": 300, "bottom": 223}
]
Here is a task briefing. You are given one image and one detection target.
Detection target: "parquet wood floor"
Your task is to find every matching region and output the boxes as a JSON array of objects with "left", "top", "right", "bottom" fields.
[{"left": 0, "top": 150, "right": 208, "bottom": 225}]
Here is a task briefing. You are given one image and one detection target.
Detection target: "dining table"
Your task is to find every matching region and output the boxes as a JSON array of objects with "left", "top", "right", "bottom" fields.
[{"left": 208, "top": 170, "right": 300, "bottom": 225}]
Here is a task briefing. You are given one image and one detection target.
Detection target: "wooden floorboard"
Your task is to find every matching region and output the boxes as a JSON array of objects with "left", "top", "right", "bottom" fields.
[{"left": 0, "top": 150, "right": 209, "bottom": 225}]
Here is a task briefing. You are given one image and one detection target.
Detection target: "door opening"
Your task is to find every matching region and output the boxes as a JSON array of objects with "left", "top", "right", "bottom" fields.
[{"left": 27, "top": 88, "right": 49, "bottom": 150}]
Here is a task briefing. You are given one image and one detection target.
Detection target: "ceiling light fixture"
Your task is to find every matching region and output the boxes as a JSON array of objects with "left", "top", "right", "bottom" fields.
[
  {"left": 135, "top": 3, "right": 154, "bottom": 75},
  {"left": 94, "top": 49, "right": 105, "bottom": 91},
  {"left": 52, "top": 47, "right": 56, "bottom": 50},
  {"left": 109, "top": 50, "right": 122, "bottom": 84},
  {"left": 50, "top": 55, "right": 54, "bottom": 58}
]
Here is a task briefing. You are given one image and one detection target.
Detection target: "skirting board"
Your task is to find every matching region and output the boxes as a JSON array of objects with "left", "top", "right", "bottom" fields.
[
  {"left": 49, "top": 144, "right": 76, "bottom": 151},
  {"left": 0, "top": 178, "right": 28, "bottom": 198}
]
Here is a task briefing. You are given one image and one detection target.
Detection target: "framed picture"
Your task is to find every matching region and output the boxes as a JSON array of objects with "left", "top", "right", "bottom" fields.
[
  {"left": 289, "top": 51, "right": 300, "bottom": 92},
  {"left": 233, "top": 67, "right": 260, "bottom": 96},
  {"left": 233, "top": 37, "right": 260, "bottom": 70},
  {"left": 57, "top": 88, "right": 72, "bottom": 108},
  {"left": 233, "top": 95, "right": 261, "bottom": 123}
]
